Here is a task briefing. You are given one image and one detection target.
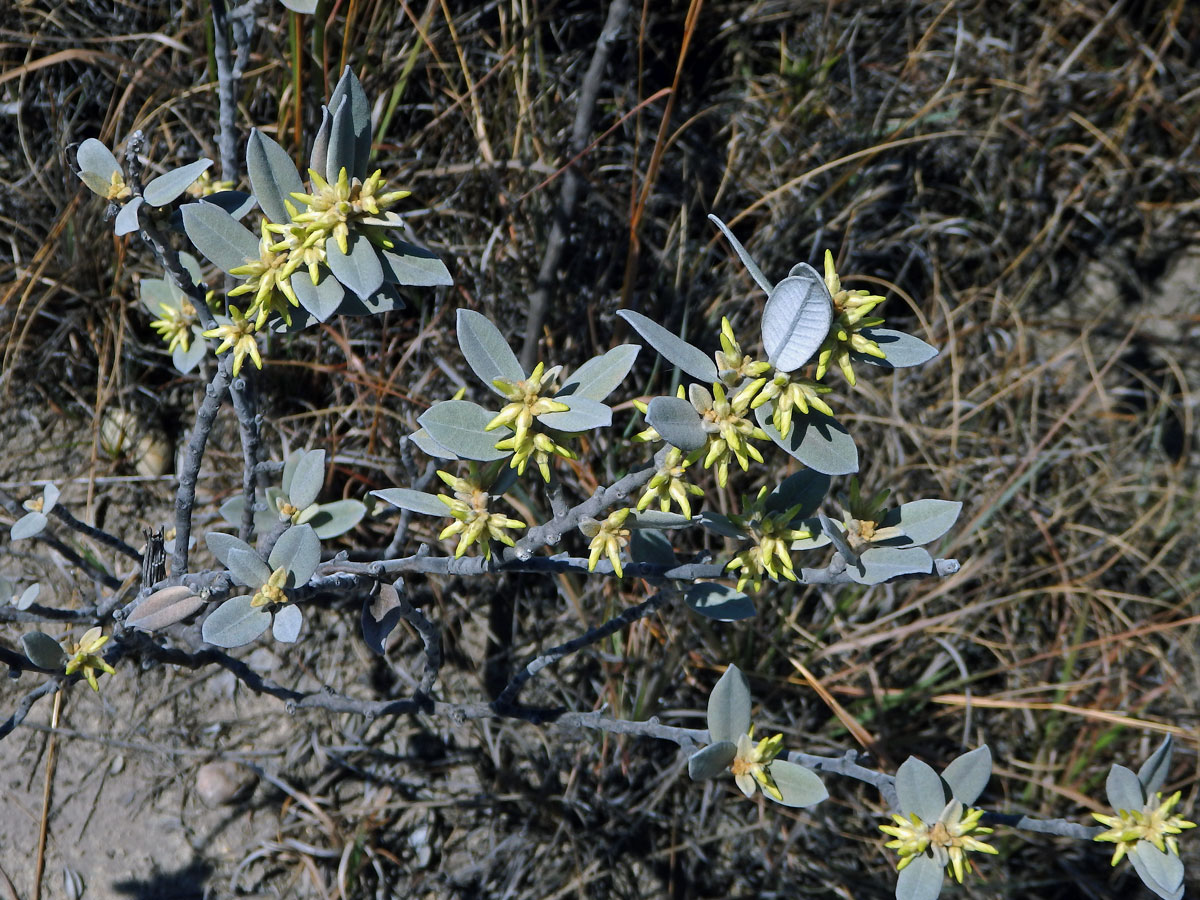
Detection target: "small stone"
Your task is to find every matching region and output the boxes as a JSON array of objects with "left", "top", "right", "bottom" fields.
[{"left": 194, "top": 761, "right": 256, "bottom": 807}]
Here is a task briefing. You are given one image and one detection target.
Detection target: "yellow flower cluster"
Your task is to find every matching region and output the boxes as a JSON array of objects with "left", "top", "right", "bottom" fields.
[
  {"left": 880, "top": 800, "right": 998, "bottom": 883},
  {"left": 435, "top": 469, "right": 525, "bottom": 559},
  {"left": 579, "top": 508, "right": 632, "bottom": 577},
  {"left": 64, "top": 626, "right": 116, "bottom": 692},
  {"left": 1093, "top": 791, "right": 1196, "bottom": 866},
  {"left": 814, "top": 249, "right": 887, "bottom": 385}
]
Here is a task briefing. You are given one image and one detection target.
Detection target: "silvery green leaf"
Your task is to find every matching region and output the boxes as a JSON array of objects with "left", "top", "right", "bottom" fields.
[
  {"left": 139, "top": 277, "right": 174, "bottom": 317},
  {"left": 182, "top": 202, "right": 258, "bottom": 274},
  {"left": 630, "top": 530, "right": 675, "bottom": 567},
  {"left": 940, "top": 745, "right": 991, "bottom": 806},
  {"left": 685, "top": 583, "right": 756, "bottom": 621},
  {"left": 766, "top": 470, "right": 830, "bottom": 520},
  {"left": 628, "top": 509, "right": 692, "bottom": 529},
  {"left": 361, "top": 581, "right": 404, "bottom": 655},
  {"left": 11, "top": 511, "right": 47, "bottom": 540},
  {"left": 76, "top": 138, "right": 121, "bottom": 195},
  {"left": 336, "top": 282, "right": 406, "bottom": 316},
  {"left": 1138, "top": 736, "right": 1174, "bottom": 798},
  {"left": 360, "top": 211, "right": 405, "bottom": 227},
  {"left": 895, "top": 756, "right": 948, "bottom": 821},
  {"left": 707, "top": 214, "right": 773, "bottom": 294},
  {"left": 538, "top": 396, "right": 611, "bottom": 432},
  {"left": 325, "top": 95, "right": 354, "bottom": 184},
  {"left": 687, "top": 741, "right": 737, "bottom": 780},
  {"left": 246, "top": 129, "right": 304, "bottom": 224},
  {"left": 817, "top": 512, "right": 860, "bottom": 569},
  {"left": 144, "top": 158, "right": 212, "bottom": 207},
  {"left": 272, "top": 604, "right": 303, "bottom": 642},
  {"left": 281, "top": 448, "right": 301, "bottom": 495},
  {"left": 309, "top": 105, "right": 331, "bottom": 175},
  {"left": 173, "top": 333, "right": 207, "bottom": 374},
  {"left": 1128, "top": 842, "right": 1185, "bottom": 900},
  {"left": 205, "top": 531, "right": 256, "bottom": 569},
  {"left": 227, "top": 546, "right": 272, "bottom": 588},
  {"left": 697, "top": 512, "right": 745, "bottom": 539},
  {"left": 199, "top": 190, "right": 257, "bottom": 220},
  {"left": 757, "top": 405, "right": 858, "bottom": 475},
  {"left": 287, "top": 449, "right": 326, "bottom": 511},
  {"left": 42, "top": 484, "right": 60, "bottom": 513},
  {"left": 646, "top": 396, "right": 707, "bottom": 451},
  {"left": 894, "top": 854, "right": 944, "bottom": 900},
  {"left": 457, "top": 309, "right": 524, "bottom": 390},
  {"left": 1106, "top": 763, "right": 1146, "bottom": 811},
  {"left": 854, "top": 328, "right": 938, "bottom": 370},
  {"left": 418, "top": 400, "right": 512, "bottom": 462},
  {"left": 269, "top": 524, "right": 320, "bottom": 585},
  {"left": 410, "top": 427, "right": 457, "bottom": 459},
  {"left": 21, "top": 632, "right": 66, "bottom": 669},
  {"left": 762, "top": 268, "right": 833, "bottom": 372},
  {"left": 880, "top": 500, "right": 961, "bottom": 547},
  {"left": 765, "top": 760, "right": 827, "bottom": 808},
  {"left": 853, "top": 547, "right": 932, "bottom": 585},
  {"left": 558, "top": 344, "right": 639, "bottom": 402},
  {"left": 379, "top": 243, "right": 453, "bottom": 287},
  {"left": 114, "top": 196, "right": 143, "bottom": 236},
  {"left": 219, "top": 494, "right": 246, "bottom": 526},
  {"left": 125, "top": 585, "right": 204, "bottom": 631},
  {"left": 290, "top": 268, "right": 346, "bottom": 321},
  {"left": 309, "top": 500, "right": 366, "bottom": 539},
  {"left": 279, "top": 0, "right": 319, "bottom": 13},
  {"left": 707, "top": 664, "right": 751, "bottom": 743},
  {"left": 616, "top": 310, "right": 718, "bottom": 384},
  {"left": 16, "top": 583, "right": 40, "bottom": 610},
  {"left": 328, "top": 66, "right": 372, "bottom": 179},
  {"left": 326, "top": 234, "right": 384, "bottom": 300},
  {"left": 371, "top": 488, "right": 450, "bottom": 517},
  {"left": 201, "top": 595, "right": 271, "bottom": 648}
]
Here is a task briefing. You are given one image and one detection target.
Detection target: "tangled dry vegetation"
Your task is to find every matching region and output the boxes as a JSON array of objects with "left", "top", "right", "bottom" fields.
[{"left": 1, "top": 1, "right": 1198, "bottom": 897}]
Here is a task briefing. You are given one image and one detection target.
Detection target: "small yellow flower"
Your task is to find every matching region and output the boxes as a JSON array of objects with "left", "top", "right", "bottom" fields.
[
  {"left": 434, "top": 468, "right": 525, "bottom": 559},
  {"left": 837, "top": 479, "right": 903, "bottom": 552},
  {"left": 579, "top": 508, "right": 632, "bottom": 577},
  {"left": 729, "top": 727, "right": 785, "bottom": 801},
  {"left": 814, "top": 249, "right": 887, "bottom": 384},
  {"left": 63, "top": 626, "right": 117, "bottom": 692},
  {"left": 493, "top": 430, "right": 576, "bottom": 482},
  {"left": 105, "top": 170, "right": 132, "bottom": 203},
  {"left": 250, "top": 566, "right": 289, "bottom": 608},
  {"left": 203, "top": 305, "right": 262, "bottom": 376},
  {"left": 715, "top": 317, "right": 771, "bottom": 387},
  {"left": 184, "top": 169, "right": 234, "bottom": 199},
  {"left": 636, "top": 447, "right": 704, "bottom": 518},
  {"left": 150, "top": 298, "right": 198, "bottom": 354},
  {"left": 289, "top": 167, "right": 410, "bottom": 257},
  {"left": 692, "top": 383, "right": 769, "bottom": 488},
  {"left": 725, "top": 490, "right": 813, "bottom": 592},
  {"left": 1093, "top": 791, "right": 1196, "bottom": 866},
  {"left": 746, "top": 371, "right": 834, "bottom": 437},
  {"left": 228, "top": 228, "right": 302, "bottom": 328},
  {"left": 485, "top": 362, "right": 570, "bottom": 448},
  {"left": 881, "top": 800, "right": 998, "bottom": 883}
]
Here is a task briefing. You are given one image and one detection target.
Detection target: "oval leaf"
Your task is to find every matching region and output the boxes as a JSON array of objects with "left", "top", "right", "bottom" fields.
[
  {"left": 698, "top": 512, "right": 746, "bottom": 540},
  {"left": 181, "top": 202, "right": 259, "bottom": 274},
  {"left": 765, "top": 760, "right": 827, "bottom": 808},
  {"left": 707, "top": 664, "right": 752, "bottom": 744},
  {"left": 287, "top": 449, "right": 326, "bottom": 511},
  {"left": 11, "top": 511, "right": 47, "bottom": 540},
  {"left": 538, "top": 396, "right": 611, "bottom": 433},
  {"left": 205, "top": 532, "right": 256, "bottom": 569},
  {"left": 895, "top": 854, "right": 945, "bottom": 900},
  {"left": 16, "top": 583, "right": 41, "bottom": 610},
  {"left": 559, "top": 345, "right": 640, "bottom": 402},
  {"left": 201, "top": 595, "right": 271, "bottom": 648},
  {"left": 895, "top": 756, "right": 948, "bottom": 822},
  {"left": 21, "top": 632, "right": 66, "bottom": 669},
  {"left": 268, "top": 524, "right": 320, "bottom": 585},
  {"left": 326, "top": 233, "right": 384, "bottom": 300},
  {"left": 1128, "top": 842, "right": 1185, "bottom": 900},
  {"left": 418, "top": 400, "right": 512, "bottom": 462},
  {"left": 246, "top": 129, "right": 304, "bottom": 224},
  {"left": 198, "top": 190, "right": 257, "bottom": 220},
  {"left": 855, "top": 328, "right": 938, "bottom": 370},
  {"left": 76, "top": 138, "right": 121, "bottom": 193},
  {"left": 1106, "top": 763, "right": 1146, "bottom": 811},
  {"left": 114, "top": 196, "right": 144, "bottom": 236},
  {"left": 361, "top": 581, "right": 404, "bottom": 655},
  {"left": 766, "top": 470, "right": 830, "bottom": 520},
  {"left": 327, "top": 67, "right": 372, "bottom": 180},
  {"left": 289, "top": 268, "right": 346, "bottom": 322},
  {"left": 380, "top": 243, "right": 453, "bottom": 287},
  {"left": 409, "top": 427, "right": 457, "bottom": 459},
  {"left": 707, "top": 214, "right": 773, "bottom": 294},
  {"left": 758, "top": 406, "right": 858, "bottom": 475},
  {"left": 646, "top": 396, "right": 707, "bottom": 451},
  {"left": 853, "top": 547, "right": 933, "bottom": 585},
  {"left": 371, "top": 488, "right": 451, "bottom": 517},
  {"left": 1138, "top": 736, "right": 1174, "bottom": 798},
  {"left": 761, "top": 268, "right": 833, "bottom": 372},
  {"left": 617, "top": 309, "right": 718, "bottom": 384},
  {"left": 884, "top": 499, "right": 962, "bottom": 547},
  {"left": 325, "top": 95, "right": 355, "bottom": 184},
  {"left": 686, "top": 583, "right": 756, "bottom": 622},
  {"left": 309, "top": 106, "right": 331, "bottom": 175},
  {"left": 42, "top": 483, "right": 60, "bottom": 513},
  {"left": 144, "top": 158, "right": 213, "bottom": 207},
  {"left": 687, "top": 741, "right": 737, "bottom": 780},
  {"left": 125, "top": 586, "right": 205, "bottom": 632},
  {"left": 457, "top": 309, "right": 524, "bottom": 390},
  {"left": 940, "top": 745, "right": 991, "bottom": 806},
  {"left": 629, "top": 530, "right": 676, "bottom": 567},
  {"left": 272, "top": 604, "right": 303, "bottom": 643},
  {"left": 226, "top": 546, "right": 272, "bottom": 588},
  {"left": 309, "top": 500, "right": 366, "bottom": 539}
]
